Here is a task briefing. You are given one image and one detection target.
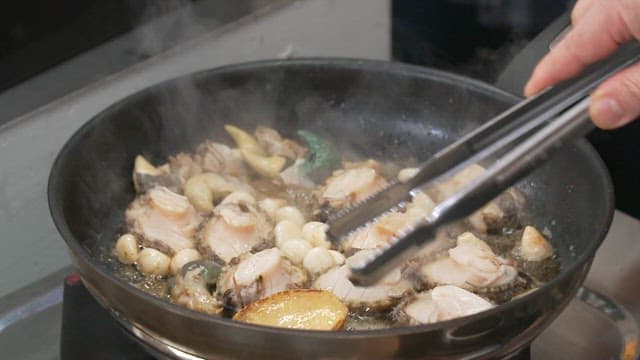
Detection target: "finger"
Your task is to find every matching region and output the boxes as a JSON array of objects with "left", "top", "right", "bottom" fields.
[
  {"left": 571, "top": 0, "right": 598, "bottom": 24},
  {"left": 524, "top": 0, "right": 640, "bottom": 96},
  {"left": 590, "top": 61, "right": 640, "bottom": 129}
]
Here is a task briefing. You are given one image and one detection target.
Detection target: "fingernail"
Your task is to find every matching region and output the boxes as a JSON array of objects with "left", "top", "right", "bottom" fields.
[{"left": 592, "top": 97, "right": 625, "bottom": 127}]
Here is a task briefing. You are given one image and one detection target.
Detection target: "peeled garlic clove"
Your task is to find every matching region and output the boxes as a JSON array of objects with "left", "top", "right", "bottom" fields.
[
  {"left": 225, "top": 124, "right": 265, "bottom": 156},
  {"left": 115, "top": 234, "right": 139, "bottom": 264},
  {"left": 281, "top": 238, "right": 313, "bottom": 264},
  {"left": 303, "top": 247, "right": 335, "bottom": 275},
  {"left": 520, "top": 226, "right": 553, "bottom": 261},
  {"left": 258, "top": 198, "right": 286, "bottom": 219},
  {"left": 274, "top": 220, "right": 303, "bottom": 248},
  {"left": 275, "top": 206, "right": 305, "bottom": 227},
  {"left": 137, "top": 248, "right": 171, "bottom": 276},
  {"left": 170, "top": 248, "right": 202, "bottom": 275},
  {"left": 302, "top": 221, "right": 330, "bottom": 249},
  {"left": 241, "top": 149, "right": 286, "bottom": 178},
  {"left": 184, "top": 176, "right": 214, "bottom": 212},
  {"left": 328, "top": 250, "right": 345, "bottom": 265}
]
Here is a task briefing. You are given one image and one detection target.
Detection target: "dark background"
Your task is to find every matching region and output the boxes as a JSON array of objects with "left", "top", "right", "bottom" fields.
[{"left": 1, "top": 0, "right": 639, "bottom": 219}]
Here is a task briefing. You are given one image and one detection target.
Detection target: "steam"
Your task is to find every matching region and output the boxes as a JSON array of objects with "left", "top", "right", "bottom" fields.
[{"left": 134, "top": 0, "right": 210, "bottom": 59}]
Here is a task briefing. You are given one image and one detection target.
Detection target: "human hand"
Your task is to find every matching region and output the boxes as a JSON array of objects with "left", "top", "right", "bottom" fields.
[{"left": 524, "top": 0, "right": 640, "bottom": 129}]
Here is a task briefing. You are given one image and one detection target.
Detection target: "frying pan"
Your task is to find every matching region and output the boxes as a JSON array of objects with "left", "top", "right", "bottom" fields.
[{"left": 48, "top": 58, "right": 614, "bottom": 359}]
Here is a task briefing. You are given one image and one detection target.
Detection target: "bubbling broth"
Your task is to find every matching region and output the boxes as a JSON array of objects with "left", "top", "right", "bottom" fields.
[{"left": 106, "top": 124, "right": 559, "bottom": 330}]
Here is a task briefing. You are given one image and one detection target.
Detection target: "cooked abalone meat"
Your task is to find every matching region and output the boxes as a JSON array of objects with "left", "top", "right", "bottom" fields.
[{"left": 110, "top": 124, "right": 559, "bottom": 330}]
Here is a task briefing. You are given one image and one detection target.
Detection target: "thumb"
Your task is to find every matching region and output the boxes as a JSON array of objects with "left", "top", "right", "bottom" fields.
[
  {"left": 571, "top": 0, "right": 598, "bottom": 24},
  {"left": 591, "top": 61, "right": 640, "bottom": 129}
]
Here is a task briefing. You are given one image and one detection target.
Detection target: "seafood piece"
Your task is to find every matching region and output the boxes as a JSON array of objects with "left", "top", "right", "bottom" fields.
[
  {"left": 428, "top": 164, "right": 486, "bottom": 202},
  {"left": 420, "top": 232, "right": 526, "bottom": 302},
  {"left": 317, "top": 165, "right": 389, "bottom": 209},
  {"left": 395, "top": 285, "right": 493, "bottom": 325},
  {"left": 254, "top": 126, "right": 307, "bottom": 160},
  {"left": 313, "top": 250, "right": 414, "bottom": 313},
  {"left": 194, "top": 141, "right": 247, "bottom": 177},
  {"left": 126, "top": 187, "right": 201, "bottom": 255},
  {"left": 169, "top": 153, "right": 203, "bottom": 190},
  {"left": 467, "top": 193, "right": 520, "bottom": 234},
  {"left": 342, "top": 192, "right": 435, "bottom": 252},
  {"left": 198, "top": 195, "right": 272, "bottom": 263},
  {"left": 172, "top": 262, "right": 222, "bottom": 315},
  {"left": 428, "top": 164, "right": 519, "bottom": 233},
  {"left": 220, "top": 191, "right": 256, "bottom": 206},
  {"left": 132, "top": 155, "right": 173, "bottom": 193},
  {"left": 405, "top": 192, "right": 437, "bottom": 220},
  {"left": 217, "top": 248, "right": 308, "bottom": 311},
  {"left": 344, "top": 212, "right": 408, "bottom": 251},
  {"left": 233, "top": 289, "right": 347, "bottom": 330}
]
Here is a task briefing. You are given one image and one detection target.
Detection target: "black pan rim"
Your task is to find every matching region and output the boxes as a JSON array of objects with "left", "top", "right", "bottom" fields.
[{"left": 47, "top": 57, "right": 615, "bottom": 339}]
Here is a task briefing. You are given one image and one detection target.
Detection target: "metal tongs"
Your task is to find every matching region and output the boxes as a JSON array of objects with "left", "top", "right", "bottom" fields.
[{"left": 328, "top": 41, "right": 640, "bottom": 286}]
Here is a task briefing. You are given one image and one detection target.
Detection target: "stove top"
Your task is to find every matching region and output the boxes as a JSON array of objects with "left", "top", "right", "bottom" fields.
[
  {"left": 4, "top": 211, "right": 639, "bottom": 359},
  {"left": 57, "top": 276, "right": 639, "bottom": 359},
  {"left": 54, "top": 274, "right": 637, "bottom": 360}
]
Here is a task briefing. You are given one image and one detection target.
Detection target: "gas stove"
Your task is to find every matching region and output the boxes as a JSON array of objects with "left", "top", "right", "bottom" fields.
[{"left": 54, "top": 273, "right": 636, "bottom": 359}]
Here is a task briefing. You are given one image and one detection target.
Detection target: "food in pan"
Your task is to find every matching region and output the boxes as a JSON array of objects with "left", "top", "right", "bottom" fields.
[{"left": 111, "top": 125, "right": 558, "bottom": 330}]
